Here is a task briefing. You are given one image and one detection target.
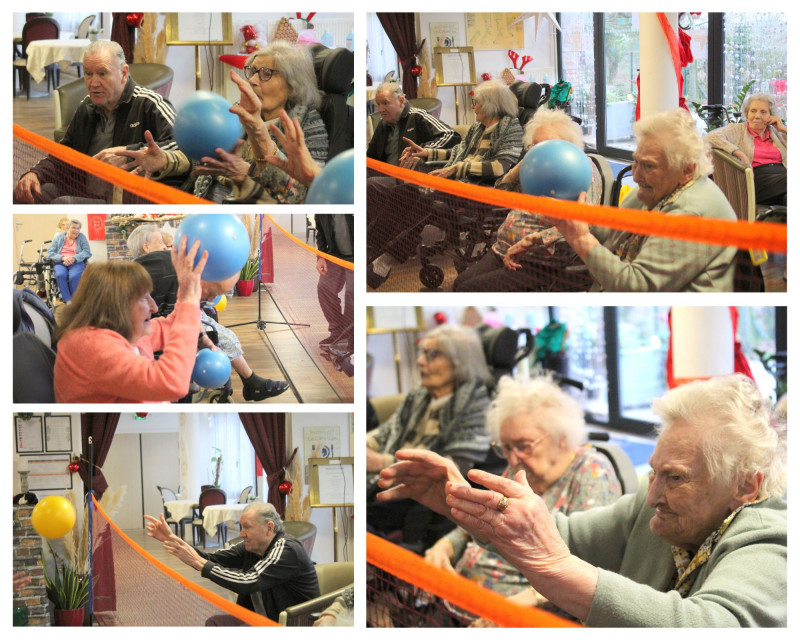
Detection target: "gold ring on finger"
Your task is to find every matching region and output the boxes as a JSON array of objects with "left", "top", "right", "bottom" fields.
[{"left": 496, "top": 495, "right": 510, "bottom": 513}]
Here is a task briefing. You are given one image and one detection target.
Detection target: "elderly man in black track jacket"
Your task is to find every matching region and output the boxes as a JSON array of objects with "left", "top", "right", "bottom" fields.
[
  {"left": 14, "top": 40, "right": 188, "bottom": 204},
  {"left": 145, "top": 502, "right": 319, "bottom": 624}
]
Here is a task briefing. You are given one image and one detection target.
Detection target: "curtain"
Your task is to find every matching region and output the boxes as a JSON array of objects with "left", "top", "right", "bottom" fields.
[
  {"left": 238, "top": 413, "right": 296, "bottom": 517},
  {"left": 79, "top": 414, "right": 120, "bottom": 500},
  {"left": 111, "top": 13, "right": 135, "bottom": 64},
  {"left": 377, "top": 13, "right": 418, "bottom": 99}
]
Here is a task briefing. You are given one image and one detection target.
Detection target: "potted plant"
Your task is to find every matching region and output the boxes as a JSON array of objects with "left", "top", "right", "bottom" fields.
[
  {"left": 211, "top": 446, "right": 223, "bottom": 488},
  {"left": 235, "top": 257, "right": 258, "bottom": 297},
  {"left": 42, "top": 542, "right": 89, "bottom": 626}
]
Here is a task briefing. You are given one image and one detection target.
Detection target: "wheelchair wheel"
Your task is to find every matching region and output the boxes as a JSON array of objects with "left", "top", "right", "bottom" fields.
[
  {"left": 419, "top": 264, "right": 444, "bottom": 289},
  {"left": 208, "top": 389, "right": 234, "bottom": 403}
]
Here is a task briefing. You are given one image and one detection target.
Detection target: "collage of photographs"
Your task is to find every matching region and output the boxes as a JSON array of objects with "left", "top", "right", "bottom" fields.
[{"left": 10, "top": 9, "right": 788, "bottom": 631}]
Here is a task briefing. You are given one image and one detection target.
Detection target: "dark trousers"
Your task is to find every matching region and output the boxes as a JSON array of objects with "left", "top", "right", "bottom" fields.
[
  {"left": 318, "top": 259, "right": 354, "bottom": 347},
  {"left": 753, "top": 163, "right": 787, "bottom": 206},
  {"left": 367, "top": 177, "right": 430, "bottom": 263}
]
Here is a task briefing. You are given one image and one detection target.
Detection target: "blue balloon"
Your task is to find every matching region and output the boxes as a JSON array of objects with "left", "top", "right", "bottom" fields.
[
  {"left": 519, "top": 139, "right": 593, "bottom": 201},
  {"left": 174, "top": 92, "right": 243, "bottom": 161},
  {"left": 306, "top": 149, "right": 354, "bottom": 204},
  {"left": 174, "top": 214, "right": 250, "bottom": 282},
  {"left": 192, "top": 349, "right": 231, "bottom": 388}
]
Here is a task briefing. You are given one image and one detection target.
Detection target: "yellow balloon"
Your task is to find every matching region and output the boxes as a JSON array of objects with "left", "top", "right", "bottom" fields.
[
  {"left": 213, "top": 294, "right": 227, "bottom": 312},
  {"left": 31, "top": 496, "right": 76, "bottom": 539}
]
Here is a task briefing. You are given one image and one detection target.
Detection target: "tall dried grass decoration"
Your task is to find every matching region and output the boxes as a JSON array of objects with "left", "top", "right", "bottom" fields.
[
  {"left": 418, "top": 42, "right": 438, "bottom": 98},
  {"left": 241, "top": 214, "right": 260, "bottom": 259},
  {"left": 134, "top": 13, "right": 167, "bottom": 64},
  {"left": 60, "top": 487, "right": 127, "bottom": 575},
  {"left": 284, "top": 454, "right": 310, "bottom": 521}
]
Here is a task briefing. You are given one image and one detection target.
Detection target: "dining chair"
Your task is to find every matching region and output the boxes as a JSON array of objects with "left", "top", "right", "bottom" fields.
[
  {"left": 237, "top": 486, "right": 253, "bottom": 504},
  {"left": 71, "top": 15, "right": 95, "bottom": 77},
  {"left": 13, "top": 16, "right": 60, "bottom": 99},
  {"left": 157, "top": 485, "right": 191, "bottom": 539},
  {"left": 192, "top": 488, "right": 227, "bottom": 547}
]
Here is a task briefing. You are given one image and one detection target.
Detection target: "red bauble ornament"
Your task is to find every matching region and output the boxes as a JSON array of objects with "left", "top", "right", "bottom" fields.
[
  {"left": 410, "top": 65, "right": 422, "bottom": 78},
  {"left": 481, "top": 72, "right": 492, "bottom": 81},
  {"left": 126, "top": 13, "right": 144, "bottom": 28},
  {"left": 433, "top": 312, "right": 448, "bottom": 325},
  {"left": 278, "top": 481, "right": 293, "bottom": 495},
  {"left": 240, "top": 25, "right": 257, "bottom": 42},
  {"left": 136, "top": 412, "right": 148, "bottom": 418},
  {"left": 68, "top": 460, "right": 80, "bottom": 473}
]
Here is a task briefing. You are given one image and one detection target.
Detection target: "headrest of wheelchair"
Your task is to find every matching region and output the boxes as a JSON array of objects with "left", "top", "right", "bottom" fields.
[
  {"left": 510, "top": 81, "right": 548, "bottom": 109},
  {"left": 307, "top": 44, "right": 353, "bottom": 95},
  {"left": 475, "top": 324, "right": 519, "bottom": 369}
]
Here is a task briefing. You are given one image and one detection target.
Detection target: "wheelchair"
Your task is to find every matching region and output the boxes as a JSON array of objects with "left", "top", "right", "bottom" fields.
[{"left": 14, "top": 239, "right": 61, "bottom": 312}]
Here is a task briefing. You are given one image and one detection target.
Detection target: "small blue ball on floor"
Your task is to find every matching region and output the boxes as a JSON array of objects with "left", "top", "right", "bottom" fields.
[
  {"left": 174, "top": 214, "right": 250, "bottom": 282},
  {"left": 192, "top": 349, "right": 231, "bottom": 388},
  {"left": 520, "top": 139, "right": 593, "bottom": 201},
  {"left": 306, "top": 148, "right": 354, "bottom": 204},
  {"left": 174, "top": 92, "right": 243, "bottom": 161}
]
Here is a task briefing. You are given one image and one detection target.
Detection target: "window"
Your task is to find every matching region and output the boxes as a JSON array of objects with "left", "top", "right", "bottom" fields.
[{"left": 207, "top": 414, "right": 256, "bottom": 499}]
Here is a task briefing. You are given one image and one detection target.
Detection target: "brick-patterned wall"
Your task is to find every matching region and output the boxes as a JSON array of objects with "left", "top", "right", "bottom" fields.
[
  {"left": 104, "top": 219, "right": 132, "bottom": 262},
  {"left": 13, "top": 505, "right": 50, "bottom": 626}
]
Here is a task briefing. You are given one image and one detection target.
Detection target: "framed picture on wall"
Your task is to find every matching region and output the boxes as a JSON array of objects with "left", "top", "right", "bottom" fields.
[
  {"left": 25, "top": 455, "right": 73, "bottom": 491},
  {"left": 15, "top": 415, "right": 43, "bottom": 454},
  {"left": 44, "top": 415, "right": 72, "bottom": 453}
]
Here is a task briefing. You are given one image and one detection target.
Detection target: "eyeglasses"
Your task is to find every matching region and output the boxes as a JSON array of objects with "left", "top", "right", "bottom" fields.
[
  {"left": 243, "top": 65, "right": 280, "bottom": 82},
  {"left": 471, "top": 98, "right": 478, "bottom": 106},
  {"left": 417, "top": 348, "right": 443, "bottom": 362},
  {"left": 490, "top": 433, "right": 549, "bottom": 459}
]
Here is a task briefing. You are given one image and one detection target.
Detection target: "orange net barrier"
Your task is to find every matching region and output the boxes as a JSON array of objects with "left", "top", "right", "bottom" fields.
[
  {"left": 90, "top": 496, "right": 276, "bottom": 626},
  {"left": 367, "top": 158, "right": 785, "bottom": 292},
  {"left": 13, "top": 124, "right": 209, "bottom": 205},
  {"left": 261, "top": 215, "right": 353, "bottom": 402},
  {"left": 366, "top": 533, "right": 579, "bottom": 628}
]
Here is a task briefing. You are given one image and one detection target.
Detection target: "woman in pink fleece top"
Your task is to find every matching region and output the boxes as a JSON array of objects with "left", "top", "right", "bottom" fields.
[{"left": 53, "top": 237, "right": 207, "bottom": 403}]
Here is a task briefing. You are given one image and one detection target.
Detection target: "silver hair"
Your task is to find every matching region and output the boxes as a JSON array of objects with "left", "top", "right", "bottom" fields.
[
  {"left": 652, "top": 374, "right": 787, "bottom": 498},
  {"left": 243, "top": 501, "right": 285, "bottom": 535},
  {"left": 246, "top": 41, "right": 319, "bottom": 110},
  {"left": 423, "top": 324, "right": 491, "bottom": 386},
  {"left": 472, "top": 80, "right": 518, "bottom": 121},
  {"left": 126, "top": 224, "right": 162, "bottom": 259},
  {"left": 634, "top": 108, "right": 713, "bottom": 178},
  {"left": 68, "top": 219, "right": 82, "bottom": 230},
  {"left": 85, "top": 40, "right": 126, "bottom": 70},
  {"left": 741, "top": 93, "right": 778, "bottom": 116},
  {"left": 523, "top": 109, "right": 584, "bottom": 149},
  {"left": 376, "top": 82, "right": 404, "bottom": 99},
  {"left": 486, "top": 375, "right": 586, "bottom": 449}
]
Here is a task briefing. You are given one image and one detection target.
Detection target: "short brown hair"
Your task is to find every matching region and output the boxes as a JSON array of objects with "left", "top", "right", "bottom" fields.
[{"left": 55, "top": 261, "right": 153, "bottom": 343}]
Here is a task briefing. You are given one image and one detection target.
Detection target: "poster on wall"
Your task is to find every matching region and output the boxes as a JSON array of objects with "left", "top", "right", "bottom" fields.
[
  {"left": 303, "top": 426, "right": 341, "bottom": 484},
  {"left": 44, "top": 415, "right": 72, "bottom": 453},
  {"left": 430, "top": 22, "right": 460, "bottom": 48},
  {"left": 26, "top": 455, "right": 73, "bottom": 491},
  {"left": 15, "top": 416, "right": 43, "bottom": 454},
  {"left": 466, "top": 13, "right": 524, "bottom": 50}
]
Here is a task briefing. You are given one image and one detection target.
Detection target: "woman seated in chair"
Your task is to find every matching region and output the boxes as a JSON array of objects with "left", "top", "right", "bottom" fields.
[
  {"left": 707, "top": 93, "right": 787, "bottom": 206},
  {"left": 453, "top": 110, "right": 602, "bottom": 292},
  {"left": 188, "top": 41, "right": 328, "bottom": 204},
  {"left": 53, "top": 237, "right": 205, "bottom": 403},
  {"left": 46, "top": 219, "right": 92, "bottom": 302},
  {"left": 367, "top": 325, "right": 492, "bottom": 552}
]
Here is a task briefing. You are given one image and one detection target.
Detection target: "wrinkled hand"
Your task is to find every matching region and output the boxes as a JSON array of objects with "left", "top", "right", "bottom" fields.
[
  {"left": 765, "top": 115, "right": 787, "bottom": 133},
  {"left": 429, "top": 164, "right": 459, "bottom": 179},
  {"left": 399, "top": 155, "right": 422, "bottom": 170},
  {"left": 732, "top": 150, "right": 751, "bottom": 166},
  {"left": 313, "top": 613, "right": 337, "bottom": 627},
  {"left": 172, "top": 235, "right": 208, "bottom": 305},
  {"left": 366, "top": 448, "right": 385, "bottom": 473},
  {"left": 500, "top": 159, "right": 522, "bottom": 185},
  {"left": 265, "top": 109, "right": 321, "bottom": 187},
  {"left": 13, "top": 571, "right": 32, "bottom": 592},
  {"left": 228, "top": 71, "right": 268, "bottom": 136},
  {"left": 144, "top": 513, "right": 174, "bottom": 543},
  {"left": 316, "top": 256, "right": 329, "bottom": 275},
  {"left": 400, "top": 138, "right": 429, "bottom": 162},
  {"left": 503, "top": 235, "right": 538, "bottom": 271},
  {"left": 377, "top": 449, "right": 469, "bottom": 518},
  {"left": 163, "top": 536, "right": 205, "bottom": 570},
  {"left": 62, "top": 255, "right": 75, "bottom": 266},
  {"left": 192, "top": 140, "right": 249, "bottom": 185},
  {"left": 469, "top": 617, "right": 498, "bottom": 628},
  {"left": 114, "top": 130, "right": 168, "bottom": 178},
  {"left": 93, "top": 145, "right": 133, "bottom": 168},
  {"left": 14, "top": 172, "right": 42, "bottom": 204},
  {"left": 446, "top": 469, "right": 571, "bottom": 572},
  {"left": 423, "top": 540, "right": 456, "bottom": 573}
]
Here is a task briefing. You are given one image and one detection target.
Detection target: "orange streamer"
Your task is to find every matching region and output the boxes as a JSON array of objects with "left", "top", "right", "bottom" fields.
[
  {"left": 367, "top": 533, "right": 580, "bottom": 628},
  {"left": 91, "top": 496, "right": 277, "bottom": 627},
  {"left": 367, "top": 158, "right": 786, "bottom": 254},
  {"left": 265, "top": 214, "right": 354, "bottom": 271},
  {"left": 14, "top": 124, "right": 210, "bottom": 205}
]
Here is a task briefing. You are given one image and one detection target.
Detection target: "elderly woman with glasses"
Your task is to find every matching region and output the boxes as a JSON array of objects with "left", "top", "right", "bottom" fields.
[
  {"left": 707, "top": 93, "right": 787, "bottom": 206},
  {"left": 367, "top": 324, "right": 492, "bottom": 550},
  {"left": 378, "top": 375, "right": 787, "bottom": 627},
  {"left": 190, "top": 41, "right": 328, "bottom": 204},
  {"left": 421, "top": 375, "right": 621, "bottom": 625}
]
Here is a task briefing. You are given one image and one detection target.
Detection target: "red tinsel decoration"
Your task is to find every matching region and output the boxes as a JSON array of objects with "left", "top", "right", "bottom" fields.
[{"left": 126, "top": 13, "right": 144, "bottom": 28}]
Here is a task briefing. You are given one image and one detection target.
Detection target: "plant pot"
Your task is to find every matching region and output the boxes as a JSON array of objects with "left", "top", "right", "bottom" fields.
[
  {"left": 236, "top": 279, "right": 255, "bottom": 297},
  {"left": 54, "top": 607, "right": 84, "bottom": 626}
]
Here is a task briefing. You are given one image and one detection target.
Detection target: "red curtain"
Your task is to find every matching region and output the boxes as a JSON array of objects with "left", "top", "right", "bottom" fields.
[
  {"left": 80, "top": 414, "right": 120, "bottom": 499},
  {"left": 377, "top": 13, "right": 418, "bottom": 99},
  {"left": 111, "top": 13, "right": 135, "bottom": 64},
  {"left": 238, "top": 413, "right": 296, "bottom": 517}
]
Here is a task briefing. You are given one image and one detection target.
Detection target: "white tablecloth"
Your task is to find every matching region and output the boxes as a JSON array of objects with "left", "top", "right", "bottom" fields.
[
  {"left": 163, "top": 499, "right": 197, "bottom": 523},
  {"left": 26, "top": 38, "right": 92, "bottom": 84},
  {"left": 202, "top": 503, "right": 247, "bottom": 536}
]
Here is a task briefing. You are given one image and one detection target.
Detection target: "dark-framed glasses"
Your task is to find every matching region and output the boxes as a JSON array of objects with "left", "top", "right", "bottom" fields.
[
  {"left": 417, "top": 348, "right": 443, "bottom": 362},
  {"left": 243, "top": 65, "right": 280, "bottom": 82},
  {"left": 491, "top": 433, "right": 549, "bottom": 459}
]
